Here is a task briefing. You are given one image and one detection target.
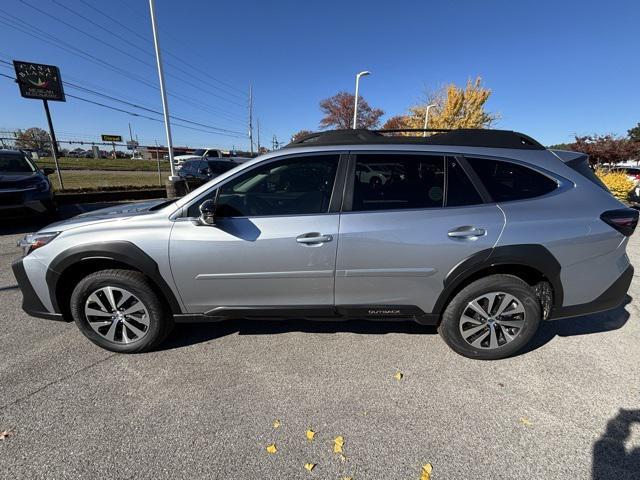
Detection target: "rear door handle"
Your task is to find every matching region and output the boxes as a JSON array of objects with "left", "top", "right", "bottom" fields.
[
  {"left": 448, "top": 226, "right": 486, "bottom": 239},
  {"left": 296, "top": 232, "right": 333, "bottom": 244}
]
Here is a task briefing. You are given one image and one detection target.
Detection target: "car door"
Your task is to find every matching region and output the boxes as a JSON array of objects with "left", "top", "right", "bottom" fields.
[
  {"left": 335, "top": 152, "right": 505, "bottom": 316},
  {"left": 169, "top": 153, "right": 346, "bottom": 314}
]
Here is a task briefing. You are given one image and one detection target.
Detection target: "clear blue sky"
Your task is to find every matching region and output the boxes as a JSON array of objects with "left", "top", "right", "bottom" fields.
[{"left": 0, "top": 0, "right": 638, "bottom": 150}]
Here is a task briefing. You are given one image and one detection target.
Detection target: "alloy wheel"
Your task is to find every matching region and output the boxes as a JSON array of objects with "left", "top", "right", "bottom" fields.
[
  {"left": 84, "top": 286, "right": 150, "bottom": 344},
  {"left": 458, "top": 292, "right": 526, "bottom": 350}
]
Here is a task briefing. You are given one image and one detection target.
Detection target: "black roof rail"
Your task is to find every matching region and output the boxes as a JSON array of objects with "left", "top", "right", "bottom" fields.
[{"left": 284, "top": 128, "right": 545, "bottom": 150}]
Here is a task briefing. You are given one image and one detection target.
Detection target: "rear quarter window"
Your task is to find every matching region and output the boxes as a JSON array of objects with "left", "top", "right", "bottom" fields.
[{"left": 468, "top": 158, "right": 558, "bottom": 202}]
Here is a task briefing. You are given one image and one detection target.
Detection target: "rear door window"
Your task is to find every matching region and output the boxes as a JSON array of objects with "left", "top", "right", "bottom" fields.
[
  {"left": 467, "top": 158, "right": 558, "bottom": 202},
  {"left": 445, "top": 158, "right": 483, "bottom": 207},
  {"left": 351, "top": 154, "right": 445, "bottom": 211}
]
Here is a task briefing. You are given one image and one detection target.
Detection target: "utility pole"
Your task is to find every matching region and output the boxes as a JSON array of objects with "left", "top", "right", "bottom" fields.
[
  {"left": 149, "top": 0, "right": 180, "bottom": 189},
  {"left": 155, "top": 139, "right": 162, "bottom": 186},
  {"left": 248, "top": 85, "right": 254, "bottom": 156},
  {"left": 128, "top": 122, "right": 134, "bottom": 141},
  {"left": 256, "top": 118, "right": 260, "bottom": 154}
]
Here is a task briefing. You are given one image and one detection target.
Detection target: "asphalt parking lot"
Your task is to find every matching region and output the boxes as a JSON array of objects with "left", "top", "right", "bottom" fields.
[{"left": 1, "top": 203, "right": 639, "bottom": 479}]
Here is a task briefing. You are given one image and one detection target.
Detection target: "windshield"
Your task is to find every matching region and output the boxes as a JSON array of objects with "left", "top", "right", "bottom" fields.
[
  {"left": 193, "top": 149, "right": 206, "bottom": 156},
  {"left": 0, "top": 152, "right": 36, "bottom": 173},
  {"left": 207, "top": 160, "right": 236, "bottom": 174}
]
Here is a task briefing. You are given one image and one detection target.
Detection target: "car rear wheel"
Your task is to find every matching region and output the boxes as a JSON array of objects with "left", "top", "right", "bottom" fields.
[
  {"left": 438, "top": 274, "right": 541, "bottom": 360},
  {"left": 70, "top": 269, "right": 173, "bottom": 353}
]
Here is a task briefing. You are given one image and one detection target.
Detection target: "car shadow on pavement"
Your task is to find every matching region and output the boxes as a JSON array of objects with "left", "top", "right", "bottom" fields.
[
  {"left": 161, "top": 295, "right": 632, "bottom": 353},
  {"left": 519, "top": 295, "right": 632, "bottom": 355},
  {"left": 160, "top": 318, "right": 439, "bottom": 351},
  {"left": 592, "top": 408, "right": 640, "bottom": 480}
]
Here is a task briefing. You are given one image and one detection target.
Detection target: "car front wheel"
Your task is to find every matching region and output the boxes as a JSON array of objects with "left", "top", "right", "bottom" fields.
[
  {"left": 438, "top": 274, "right": 542, "bottom": 360},
  {"left": 70, "top": 269, "right": 173, "bottom": 353}
]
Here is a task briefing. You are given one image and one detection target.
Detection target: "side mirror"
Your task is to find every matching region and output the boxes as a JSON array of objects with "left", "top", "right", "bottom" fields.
[
  {"left": 198, "top": 199, "right": 217, "bottom": 226},
  {"left": 199, "top": 167, "right": 211, "bottom": 175},
  {"left": 42, "top": 167, "right": 55, "bottom": 176}
]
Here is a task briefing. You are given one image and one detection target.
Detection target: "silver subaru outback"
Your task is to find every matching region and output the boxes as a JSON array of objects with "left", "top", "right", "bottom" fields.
[{"left": 12, "top": 129, "right": 638, "bottom": 360}]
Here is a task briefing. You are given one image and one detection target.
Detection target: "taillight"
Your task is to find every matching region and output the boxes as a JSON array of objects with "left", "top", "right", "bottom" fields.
[{"left": 600, "top": 209, "right": 639, "bottom": 237}]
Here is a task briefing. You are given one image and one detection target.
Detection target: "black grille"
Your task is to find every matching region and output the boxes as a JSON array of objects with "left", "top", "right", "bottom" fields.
[{"left": 0, "top": 192, "right": 23, "bottom": 206}]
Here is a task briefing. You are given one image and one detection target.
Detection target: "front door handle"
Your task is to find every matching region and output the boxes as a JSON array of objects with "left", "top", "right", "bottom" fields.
[
  {"left": 448, "top": 226, "right": 486, "bottom": 239},
  {"left": 296, "top": 232, "right": 333, "bottom": 244}
]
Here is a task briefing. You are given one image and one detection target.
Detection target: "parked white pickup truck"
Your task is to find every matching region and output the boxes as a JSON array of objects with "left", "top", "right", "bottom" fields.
[{"left": 174, "top": 148, "right": 223, "bottom": 170}]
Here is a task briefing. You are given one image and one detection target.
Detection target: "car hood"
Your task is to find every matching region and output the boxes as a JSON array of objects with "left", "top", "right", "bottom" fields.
[
  {"left": 43, "top": 199, "right": 169, "bottom": 232},
  {"left": 0, "top": 172, "right": 41, "bottom": 186},
  {"left": 174, "top": 155, "right": 200, "bottom": 161}
]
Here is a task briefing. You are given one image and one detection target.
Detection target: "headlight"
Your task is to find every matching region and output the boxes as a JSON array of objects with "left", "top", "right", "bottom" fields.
[
  {"left": 17, "top": 232, "right": 60, "bottom": 256},
  {"left": 35, "top": 179, "right": 50, "bottom": 192}
]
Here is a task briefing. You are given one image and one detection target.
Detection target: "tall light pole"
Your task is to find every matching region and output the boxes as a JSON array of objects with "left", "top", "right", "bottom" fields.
[
  {"left": 352, "top": 71, "right": 370, "bottom": 129},
  {"left": 248, "top": 85, "right": 254, "bottom": 156},
  {"left": 422, "top": 104, "right": 436, "bottom": 137},
  {"left": 148, "top": 0, "right": 178, "bottom": 181}
]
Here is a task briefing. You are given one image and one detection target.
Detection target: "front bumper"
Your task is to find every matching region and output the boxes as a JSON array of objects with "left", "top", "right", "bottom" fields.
[
  {"left": 550, "top": 265, "right": 634, "bottom": 320},
  {"left": 0, "top": 188, "right": 53, "bottom": 216},
  {"left": 11, "top": 258, "right": 65, "bottom": 321}
]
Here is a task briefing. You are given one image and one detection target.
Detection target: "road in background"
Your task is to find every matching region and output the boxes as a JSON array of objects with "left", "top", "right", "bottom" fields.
[{"left": 0, "top": 206, "right": 638, "bottom": 479}]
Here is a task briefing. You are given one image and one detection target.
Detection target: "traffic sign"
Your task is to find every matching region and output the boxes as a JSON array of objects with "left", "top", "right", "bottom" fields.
[
  {"left": 13, "top": 60, "right": 65, "bottom": 101},
  {"left": 126, "top": 140, "right": 139, "bottom": 150},
  {"left": 101, "top": 134, "right": 123, "bottom": 142}
]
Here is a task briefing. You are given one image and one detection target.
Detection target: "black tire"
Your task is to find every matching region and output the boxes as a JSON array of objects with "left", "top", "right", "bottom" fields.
[
  {"left": 70, "top": 269, "right": 174, "bottom": 353},
  {"left": 438, "top": 274, "right": 541, "bottom": 360}
]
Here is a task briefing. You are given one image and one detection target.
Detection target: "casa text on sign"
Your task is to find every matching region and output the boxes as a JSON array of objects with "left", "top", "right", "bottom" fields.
[{"left": 13, "top": 60, "right": 65, "bottom": 102}]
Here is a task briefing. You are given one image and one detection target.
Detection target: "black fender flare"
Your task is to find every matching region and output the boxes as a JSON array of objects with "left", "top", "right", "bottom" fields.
[
  {"left": 46, "top": 241, "right": 182, "bottom": 314},
  {"left": 431, "top": 244, "right": 563, "bottom": 314}
]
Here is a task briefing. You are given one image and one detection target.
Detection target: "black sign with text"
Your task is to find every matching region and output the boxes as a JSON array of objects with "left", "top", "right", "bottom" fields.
[
  {"left": 13, "top": 60, "right": 65, "bottom": 101},
  {"left": 101, "top": 135, "right": 123, "bottom": 142}
]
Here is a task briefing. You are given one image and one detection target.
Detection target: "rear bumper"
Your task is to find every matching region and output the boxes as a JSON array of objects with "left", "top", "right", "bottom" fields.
[
  {"left": 11, "top": 258, "right": 66, "bottom": 321},
  {"left": 550, "top": 265, "right": 634, "bottom": 320}
]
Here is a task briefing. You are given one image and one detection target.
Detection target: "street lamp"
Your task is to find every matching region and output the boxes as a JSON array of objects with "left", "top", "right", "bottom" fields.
[
  {"left": 149, "top": 0, "right": 182, "bottom": 197},
  {"left": 422, "top": 104, "right": 436, "bottom": 137},
  {"left": 352, "top": 71, "right": 370, "bottom": 129}
]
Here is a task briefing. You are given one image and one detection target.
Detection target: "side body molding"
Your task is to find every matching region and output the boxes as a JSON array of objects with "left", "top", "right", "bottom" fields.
[
  {"left": 431, "top": 244, "right": 563, "bottom": 314},
  {"left": 46, "top": 241, "right": 182, "bottom": 314}
]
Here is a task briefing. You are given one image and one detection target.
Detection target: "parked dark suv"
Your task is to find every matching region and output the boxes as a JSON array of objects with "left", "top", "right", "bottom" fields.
[
  {"left": 0, "top": 150, "right": 56, "bottom": 217},
  {"left": 178, "top": 158, "right": 239, "bottom": 189}
]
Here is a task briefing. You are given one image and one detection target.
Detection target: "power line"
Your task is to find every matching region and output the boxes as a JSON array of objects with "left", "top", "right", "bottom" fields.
[
  {"left": 0, "top": 58, "right": 246, "bottom": 127},
  {"left": 59, "top": 0, "right": 247, "bottom": 101},
  {"left": 0, "top": 72, "right": 247, "bottom": 139},
  {"left": 0, "top": 10, "right": 246, "bottom": 122},
  {"left": 93, "top": 0, "right": 247, "bottom": 98},
  {"left": 19, "top": 0, "right": 247, "bottom": 109}
]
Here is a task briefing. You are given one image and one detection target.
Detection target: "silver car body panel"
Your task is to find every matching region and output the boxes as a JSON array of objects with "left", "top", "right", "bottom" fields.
[{"left": 18, "top": 142, "right": 632, "bottom": 318}]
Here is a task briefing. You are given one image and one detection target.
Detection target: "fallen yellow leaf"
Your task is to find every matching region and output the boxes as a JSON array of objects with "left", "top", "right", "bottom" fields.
[
  {"left": 304, "top": 463, "right": 316, "bottom": 471},
  {"left": 342, "top": 477, "right": 353, "bottom": 480},
  {"left": 266, "top": 443, "right": 277, "bottom": 454},
  {"left": 273, "top": 419, "right": 281, "bottom": 429},
  {"left": 420, "top": 463, "right": 433, "bottom": 480},
  {"left": 0, "top": 430, "right": 12, "bottom": 440},
  {"left": 333, "top": 435, "right": 345, "bottom": 453},
  {"left": 306, "top": 429, "right": 316, "bottom": 441},
  {"left": 339, "top": 453, "right": 347, "bottom": 462},
  {"left": 519, "top": 417, "right": 533, "bottom": 427},
  {"left": 394, "top": 371, "right": 404, "bottom": 381}
]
